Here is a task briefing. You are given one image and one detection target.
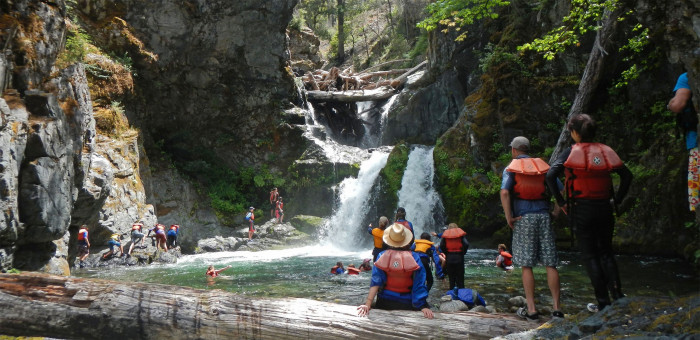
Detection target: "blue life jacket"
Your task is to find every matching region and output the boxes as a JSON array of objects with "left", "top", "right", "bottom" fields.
[{"left": 446, "top": 288, "right": 487, "bottom": 308}]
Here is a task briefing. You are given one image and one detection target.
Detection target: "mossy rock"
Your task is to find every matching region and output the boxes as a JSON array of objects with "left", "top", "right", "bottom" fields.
[{"left": 289, "top": 215, "right": 325, "bottom": 235}]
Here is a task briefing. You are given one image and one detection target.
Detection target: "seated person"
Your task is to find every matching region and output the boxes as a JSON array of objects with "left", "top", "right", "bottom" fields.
[{"left": 496, "top": 243, "right": 514, "bottom": 271}]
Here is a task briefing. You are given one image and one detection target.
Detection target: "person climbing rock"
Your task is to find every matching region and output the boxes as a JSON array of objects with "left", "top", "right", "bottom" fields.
[
  {"left": 102, "top": 234, "right": 124, "bottom": 259},
  {"left": 76, "top": 225, "right": 90, "bottom": 268},
  {"left": 167, "top": 224, "right": 180, "bottom": 248},
  {"left": 357, "top": 223, "right": 433, "bottom": 319},
  {"left": 127, "top": 222, "right": 145, "bottom": 258}
]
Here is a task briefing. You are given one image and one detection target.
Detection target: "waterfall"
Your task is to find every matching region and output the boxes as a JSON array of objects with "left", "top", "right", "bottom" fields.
[
  {"left": 322, "top": 151, "right": 389, "bottom": 250},
  {"left": 396, "top": 146, "right": 445, "bottom": 237},
  {"left": 357, "top": 95, "right": 397, "bottom": 148}
]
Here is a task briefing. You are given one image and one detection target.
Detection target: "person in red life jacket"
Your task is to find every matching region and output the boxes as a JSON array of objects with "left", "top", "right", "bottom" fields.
[
  {"left": 147, "top": 224, "right": 168, "bottom": 252},
  {"left": 411, "top": 232, "right": 445, "bottom": 292},
  {"left": 357, "top": 223, "right": 433, "bottom": 319},
  {"left": 546, "top": 114, "right": 632, "bottom": 313},
  {"left": 167, "top": 224, "right": 180, "bottom": 248},
  {"left": 330, "top": 261, "right": 345, "bottom": 275},
  {"left": 246, "top": 207, "right": 255, "bottom": 240},
  {"left": 439, "top": 223, "right": 468, "bottom": 290},
  {"left": 347, "top": 264, "right": 361, "bottom": 275},
  {"left": 359, "top": 258, "right": 372, "bottom": 272},
  {"left": 501, "top": 136, "right": 562, "bottom": 320},
  {"left": 275, "top": 197, "right": 284, "bottom": 224},
  {"left": 127, "top": 222, "right": 145, "bottom": 258},
  {"left": 367, "top": 216, "right": 389, "bottom": 262},
  {"left": 206, "top": 265, "right": 232, "bottom": 278},
  {"left": 76, "top": 225, "right": 90, "bottom": 268},
  {"left": 269, "top": 187, "right": 279, "bottom": 219},
  {"left": 495, "top": 244, "right": 514, "bottom": 271}
]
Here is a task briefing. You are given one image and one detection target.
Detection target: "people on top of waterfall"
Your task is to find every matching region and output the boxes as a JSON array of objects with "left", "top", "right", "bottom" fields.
[
  {"left": 102, "top": 234, "right": 125, "bottom": 259},
  {"left": 546, "top": 114, "right": 632, "bottom": 314},
  {"left": 275, "top": 197, "right": 284, "bottom": 224},
  {"left": 206, "top": 265, "right": 232, "bottom": 278},
  {"left": 357, "top": 223, "right": 434, "bottom": 319},
  {"left": 147, "top": 224, "right": 168, "bottom": 252},
  {"left": 167, "top": 224, "right": 180, "bottom": 248},
  {"left": 330, "top": 261, "right": 345, "bottom": 275},
  {"left": 359, "top": 258, "right": 372, "bottom": 272},
  {"left": 411, "top": 232, "right": 445, "bottom": 292},
  {"left": 495, "top": 244, "right": 514, "bottom": 271},
  {"left": 77, "top": 225, "right": 90, "bottom": 268},
  {"left": 347, "top": 264, "right": 361, "bottom": 275},
  {"left": 246, "top": 207, "right": 255, "bottom": 240},
  {"left": 269, "top": 187, "right": 280, "bottom": 219},
  {"left": 126, "top": 222, "right": 146, "bottom": 258},
  {"left": 439, "top": 223, "right": 469, "bottom": 289},
  {"left": 368, "top": 216, "right": 389, "bottom": 262}
]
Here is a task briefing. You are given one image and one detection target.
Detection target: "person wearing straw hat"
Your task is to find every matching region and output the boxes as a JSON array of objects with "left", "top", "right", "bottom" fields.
[{"left": 357, "top": 223, "right": 433, "bottom": 319}]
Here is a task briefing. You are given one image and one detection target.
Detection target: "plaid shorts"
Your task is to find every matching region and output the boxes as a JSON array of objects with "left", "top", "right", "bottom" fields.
[{"left": 512, "top": 213, "right": 558, "bottom": 267}]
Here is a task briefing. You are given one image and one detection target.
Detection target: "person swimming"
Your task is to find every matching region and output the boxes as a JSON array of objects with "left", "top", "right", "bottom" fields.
[{"left": 206, "top": 265, "right": 232, "bottom": 278}]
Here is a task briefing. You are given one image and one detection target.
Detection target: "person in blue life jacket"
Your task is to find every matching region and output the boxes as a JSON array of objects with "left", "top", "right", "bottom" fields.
[
  {"left": 411, "top": 232, "right": 445, "bottom": 291},
  {"left": 368, "top": 216, "right": 389, "bottom": 262},
  {"left": 166, "top": 224, "right": 180, "bottom": 248},
  {"left": 330, "top": 261, "right": 345, "bottom": 275},
  {"left": 357, "top": 223, "right": 434, "bottom": 319}
]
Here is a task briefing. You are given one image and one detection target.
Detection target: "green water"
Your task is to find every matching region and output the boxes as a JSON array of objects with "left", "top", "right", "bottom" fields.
[{"left": 74, "top": 245, "right": 698, "bottom": 315}]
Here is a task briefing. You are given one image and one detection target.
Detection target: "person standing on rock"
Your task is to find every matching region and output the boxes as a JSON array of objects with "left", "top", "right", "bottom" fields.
[
  {"left": 546, "top": 114, "right": 632, "bottom": 313},
  {"left": 500, "top": 136, "right": 562, "bottom": 320},
  {"left": 269, "top": 187, "right": 279, "bottom": 219},
  {"left": 76, "top": 225, "right": 90, "bottom": 268},
  {"left": 276, "top": 197, "right": 284, "bottom": 224},
  {"left": 167, "top": 224, "right": 180, "bottom": 248},
  {"left": 367, "top": 216, "right": 389, "bottom": 262},
  {"left": 668, "top": 72, "right": 699, "bottom": 211},
  {"left": 357, "top": 223, "right": 433, "bottom": 319},
  {"left": 246, "top": 207, "right": 255, "bottom": 240}
]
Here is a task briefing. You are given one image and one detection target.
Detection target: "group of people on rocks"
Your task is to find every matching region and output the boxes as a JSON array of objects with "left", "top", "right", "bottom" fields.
[
  {"left": 269, "top": 187, "right": 285, "bottom": 224},
  {"left": 75, "top": 221, "right": 182, "bottom": 267},
  {"left": 355, "top": 114, "right": 634, "bottom": 321}
]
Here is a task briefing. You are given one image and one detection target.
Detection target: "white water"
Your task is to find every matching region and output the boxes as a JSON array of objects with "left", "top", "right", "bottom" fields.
[
  {"left": 322, "top": 151, "right": 389, "bottom": 249},
  {"left": 357, "top": 95, "right": 397, "bottom": 148},
  {"left": 397, "top": 146, "right": 445, "bottom": 237},
  {"left": 176, "top": 245, "right": 372, "bottom": 266}
]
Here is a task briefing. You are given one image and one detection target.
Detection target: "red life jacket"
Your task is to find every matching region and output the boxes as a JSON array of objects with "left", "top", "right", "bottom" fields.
[
  {"left": 413, "top": 239, "right": 433, "bottom": 254},
  {"left": 564, "top": 143, "right": 623, "bottom": 200},
  {"left": 442, "top": 228, "right": 466, "bottom": 253},
  {"left": 77, "top": 228, "right": 88, "bottom": 241},
  {"left": 346, "top": 267, "right": 361, "bottom": 275},
  {"left": 395, "top": 220, "right": 412, "bottom": 232},
  {"left": 131, "top": 223, "right": 143, "bottom": 231},
  {"left": 506, "top": 157, "right": 550, "bottom": 200},
  {"left": 499, "top": 251, "right": 513, "bottom": 266},
  {"left": 374, "top": 250, "right": 419, "bottom": 293},
  {"left": 330, "top": 265, "right": 343, "bottom": 274},
  {"left": 169, "top": 225, "right": 179, "bottom": 231}
]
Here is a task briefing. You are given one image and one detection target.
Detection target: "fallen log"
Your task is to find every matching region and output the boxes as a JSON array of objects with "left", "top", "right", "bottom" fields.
[
  {"left": 0, "top": 272, "right": 534, "bottom": 340},
  {"left": 307, "top": 85, "right": 398, "bottom": 102},
  {"left": 390, "top": 60, "right": 427, "bottom": 88}
]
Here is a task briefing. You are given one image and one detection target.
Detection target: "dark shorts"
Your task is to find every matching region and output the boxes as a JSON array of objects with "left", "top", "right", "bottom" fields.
[
  {"left": 78, "top": 243, "right": 89, "bottom": 256},
  {"left": 156, "top": 233, "right": 166, "bottom": 242}
]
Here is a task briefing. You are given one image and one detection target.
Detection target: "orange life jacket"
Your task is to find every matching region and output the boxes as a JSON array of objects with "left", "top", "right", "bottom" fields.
[
  {"left": 564, "top": 143, "right": 623, "bottom": 200},
  {"left": 131, "top": 223, "right": 143, "bottom": 231},
  {"left": 371, "top": 228, "right": 384, "bottom": 248},
  {"left": 499, "top": 251, "right": 513, "bottom": 266},
  {"left": 442, "top": 228, "right": 466, "bottom": 253},
  {"left": 169, "top": 225, "right": 179, "bottom": 231},
  {"left": 77, "top": 228, "right": 88, "bottom": 241},
  {"left": 413, "top": 239, "right": 433, "bottom": 254},
  {"left": 346, "top": 267, "right": 361, "bottom": 275},
  {"left": 506, "top": 158, "right": 550, "bottom": 200},
  {"left": 374, "top": 250, "right": 420, "bottom": 293}
]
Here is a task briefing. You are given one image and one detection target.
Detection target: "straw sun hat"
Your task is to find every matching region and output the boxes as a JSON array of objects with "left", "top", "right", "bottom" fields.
[{"left": 382, "top": 223, "right": 412, "bottom": 248}]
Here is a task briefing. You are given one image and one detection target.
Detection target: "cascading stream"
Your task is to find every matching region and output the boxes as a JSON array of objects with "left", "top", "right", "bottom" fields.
[{"left": 397, "top": 146, "right": 445, "bottom": 237}]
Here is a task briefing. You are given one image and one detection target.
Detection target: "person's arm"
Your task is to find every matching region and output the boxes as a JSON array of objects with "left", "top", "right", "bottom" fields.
[
  {"left": 357, "top": 285, "right": 379, "bottom": 317},
  {"left": 216, "top": 265, "right": 232, "bottom": 275},
  {"left": 431, "top": 246, "right": 444, "bottom": 279},
  {"left": 367, "top": 224, "right": 373, "bottom": 235},
  {"left": 86, "top": 234, "right": 90, "bottom": 248},
  {"left": 613, "top": 165, "right": 633, "bottom": 203},
  {"left": 669, "top": 88, "right": 692, "bottom": 113},
  {"left": 411, "top": 256, "right": 433, "bottom": 319},
  {"left": 546, "top": 148, "right": 571, "bottom": 208},
  {"left": 461, "top": 237, "right": 469, "bottom": 255}
]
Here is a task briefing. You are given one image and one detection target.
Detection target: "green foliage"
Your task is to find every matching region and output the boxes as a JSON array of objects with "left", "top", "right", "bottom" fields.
[
  {"left": 407, "top": 32, "right": 429, "bottom": 60},
  {"left": 518, "top": 0, "right": 620, "bottom": 60},
  {"left": 290, "top": 12, "right": 305, "bottom": 31},
  {"left": 381, "top": 143, "right": 410, "bottom": 199},
  {"left": 613, "top": 24, "right": 657, "bottom": 89},
  {"left": 417, "top": 0, "right": 510, "bottom": 41},
  {"left": 61, "top": 27, "right": 92, "bottom": 64},
  {"left": 6, "top": 268, "right": 20, "bottom": 274}
]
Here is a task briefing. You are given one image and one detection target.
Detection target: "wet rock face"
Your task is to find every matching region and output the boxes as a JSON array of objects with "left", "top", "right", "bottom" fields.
[{"left": 77, "top": 0, "right": 304, "bottom": 171}]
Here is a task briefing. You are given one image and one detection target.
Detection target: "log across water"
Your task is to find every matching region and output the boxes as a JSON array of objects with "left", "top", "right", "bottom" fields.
[{"left": 0, "top": 272, "right": 535, "bottom": 339}]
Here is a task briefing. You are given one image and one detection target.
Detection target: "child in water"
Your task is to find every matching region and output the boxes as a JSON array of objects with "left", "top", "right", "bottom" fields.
[
  {"left": 206, "top": 265, "right": 232, "bottom": 278},
  {"left": 330, "top": 261, "right": 345, "bottom": 274}
]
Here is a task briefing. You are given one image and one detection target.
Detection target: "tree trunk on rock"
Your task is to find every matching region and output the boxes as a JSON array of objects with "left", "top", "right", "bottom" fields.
[
  {"left": 0, "top": 272, "right": 534, "bottom": 340},
  {"left": 548, "top": 8, "right": 623, "bottom": 163}
]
